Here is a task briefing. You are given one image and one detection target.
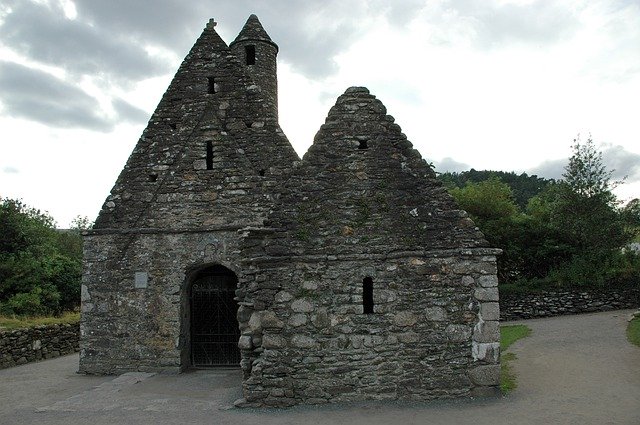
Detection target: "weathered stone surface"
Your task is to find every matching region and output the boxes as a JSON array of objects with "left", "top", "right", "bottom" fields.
[
  {"left": 478, "top": 275, "right": 498, "bottom": 288},
  {"left": 288, "top": 314, "right": 308, "bottom": 327},
  {"left": 274, "top": 291, "right": 293, "bottom": 303},
  {"left": 291, "top": 299, "right": 314, "bottom": 313},
  {"left": 238, "top": 336, "right": 252, "bottom": 350},
  {"left": 1, "top": 323, "right": 79, "bottom": 370},
  {"left": 446, "top": 324, "right": 472, "bottom": 342},
  {"left": 480, "top": 302, "right": 500, "bottom": 321},
  {"left": 475, "top": 287, "right": 499, "bottom": 302},
  {"left": 79, "top": 14, "right": 502, "bottom": 409},
  {"left": 500, "top": 287, "right": 640, "bottom": 320},
  {"left": 472, "top": 342, "right": 500, "bottom": 363},
  {"left": 468, "top": 365, "right": 500, "bottom": 386},
  {"left": 425, "top": 306, "right": 447, "bottom": 321},
  {"left": 473, "top": 320, "right": 500, "bottom": 343},
  {"left": 261, "top": 335, "right": 286, "bottom": 349},
  {"left": 393, "top": 311, "right": 418, "bottom": 327},
  {"left": 290, "top": 335, "right": 316, "bottom": 349}
]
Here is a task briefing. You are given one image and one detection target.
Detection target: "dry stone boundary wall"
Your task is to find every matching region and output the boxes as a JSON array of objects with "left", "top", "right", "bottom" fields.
[
  {"left": 0, "top": 323, "right": 79, "bottom": 370},
  {"left": 500, "top": 286, "right": 640, "bottom": 321}
]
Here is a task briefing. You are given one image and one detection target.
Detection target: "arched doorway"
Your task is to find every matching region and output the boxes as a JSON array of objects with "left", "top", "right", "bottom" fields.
[{"left": 189, "top": 265, "right": 240, "bottom": 367}]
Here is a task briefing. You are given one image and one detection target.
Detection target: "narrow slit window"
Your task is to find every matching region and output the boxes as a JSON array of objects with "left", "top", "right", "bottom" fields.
[
  {"left": 148, "top": 173, "right": 158, "bottom": 182},
  {"left": 363, "top": 277, "right": 374, "bottom": 314},
  {"left": 245, "top": 45, "right": 256, "bottom": 65},
  {"left": 206, "top": 141, "right": 213, "bottom": 170},
  {"left": 358, "top": 140, "right": 368, "bottom": 150},
  {"left": 207, "top": 77, "right": 216, "bottom": 94},
  {"left": 259, "top": 169, "right": 266, "bottom": 176}
]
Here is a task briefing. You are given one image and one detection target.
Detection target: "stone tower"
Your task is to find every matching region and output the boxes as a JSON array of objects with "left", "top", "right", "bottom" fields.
[
  {"left": 80, "top": 16, "right": 298, "bottom": 374},
  {"left": 230, "top": 14, "right": 279, "bottom": 121}
]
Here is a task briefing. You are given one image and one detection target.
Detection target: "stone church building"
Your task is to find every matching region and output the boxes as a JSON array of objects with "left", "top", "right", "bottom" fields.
[{"left": 80, "top": 15, "right": 501, "bottom": 407}]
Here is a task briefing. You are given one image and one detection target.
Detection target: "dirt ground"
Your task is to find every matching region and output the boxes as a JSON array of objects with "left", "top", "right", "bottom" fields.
[{"left": 0, "top": 309, "right": 638, "bottom": 425}]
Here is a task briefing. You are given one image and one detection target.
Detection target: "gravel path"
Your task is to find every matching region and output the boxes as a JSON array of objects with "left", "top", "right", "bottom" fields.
[{"left": 1, "top": 309, "right": 638, "bottom": 424}]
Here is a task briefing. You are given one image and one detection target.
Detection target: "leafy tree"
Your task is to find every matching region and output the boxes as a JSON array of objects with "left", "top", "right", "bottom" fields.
[
  {"left": 0, "top": 198, "right": 83, "bottom": 316},
  {"left": 527, "top": 136, "right": 637, "bottom": 287},
  {"left": 450, "top": 178, "right": 523, "bottom": 282},
  {"left": 439, "top": 170, "right": 552, "bottom": 209}
]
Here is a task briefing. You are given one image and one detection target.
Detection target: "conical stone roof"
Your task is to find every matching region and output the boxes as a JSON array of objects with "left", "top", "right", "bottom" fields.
[
  {"left": 230, "top": 14, "right": 278, "bottom": 50},
  {"left": 245, "top": 87, "right": 488, "bottom": 258}
]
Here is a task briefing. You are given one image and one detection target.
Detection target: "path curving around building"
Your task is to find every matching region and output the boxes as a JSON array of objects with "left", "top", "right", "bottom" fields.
[{"left": 0, "top": 310, "right": 638, "bottom": 424}]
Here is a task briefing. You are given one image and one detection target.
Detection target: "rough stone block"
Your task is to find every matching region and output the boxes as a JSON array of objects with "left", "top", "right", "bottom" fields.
[
  {"left": 445, "top": 324, "right": 472, "bottom": 342},
  {"left": 394, "top": 311, "right": 418, "bottom": 327},
  {"left": 473, "top": 320, "right": 500, "bottom": 343},
  {"left": 288, "top": 314, "right": 308, "bottom": 327},
  {"left": 238, "top": 336, "right": 252, "bottom": 350},
  {"left": 472, "top": 342, "right": 500, "bottom": 363},
  {"left": 291, "top": 299, "right": 313, "bottom": 313},
  {"left": 468, "top": 364, "right": 500, "bottom": 386},
  {"left": 478, "top": 275, "right": 498, "bottom": 288},
  {"left": 480, "top": 302, "right": 500, "bottom": 321},
  {"left": 290, "top": 335, "right": 316, "bottom": 349},
  {"left": 425, "top": 306, "right": 447, "bottom": 321},
  {"left": 261, "top": 335, "right": 286, "bottom": 349},
  {"left": 261, "top": 311, "right": 284, "bottom": 329},
  {"left": 475, "top": 287, "right": 499, "bottom": 302}
]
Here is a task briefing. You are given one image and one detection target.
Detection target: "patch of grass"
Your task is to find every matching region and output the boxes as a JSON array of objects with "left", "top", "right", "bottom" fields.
[
  {"left": 501, "top": 324, "right": 532, "bottom": 350},
  {"left": 627, "top": 316, "right": 640, "bottom": 348},
  {"left": 0, "top": 311, "right": 80, "bottom": 331},
  {"left": 500, "top": 324, "right": 532, "bottom": 394}
]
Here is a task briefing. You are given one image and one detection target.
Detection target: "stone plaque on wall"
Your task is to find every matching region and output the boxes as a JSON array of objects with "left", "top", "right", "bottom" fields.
[{"left": 134, "top": 272, "right": 148, "bottom": 289}]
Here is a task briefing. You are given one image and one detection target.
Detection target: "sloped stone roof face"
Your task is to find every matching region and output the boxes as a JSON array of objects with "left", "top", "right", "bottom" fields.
[
  {"left": 252, "top": 87, "right": 487, "bottom": 257},
  {"left": 93, "top": 22, "right": 297, "bottom": 231}
]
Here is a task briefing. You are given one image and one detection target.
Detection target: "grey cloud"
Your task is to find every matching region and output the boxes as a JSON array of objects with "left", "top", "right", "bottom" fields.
[
  {"left": 528, "top": 145, "right": 640, "bottom": 183},
  {"left": 436, "top": 0, "right": 579, "bottom": 48},
  {"left": 0, "top": 1, "right": 171, "bottom": 82},
  {"left": 602, "top": 145, "right": 640, "bottom": 182},
  {"left": 2, "top": 166, "right": 19, "bottom": 174},
  {"left": 112, "top": 99, "right": 150, "bottom": 125},
  {"left": 528, "top": 159, "right": 566, "bottom": 181},
  {"left": 0, "top": 61, "right": 113, "bottom": 131},
  {"left": 433, "top": 157, "right": 471, "bottom": 173},
  {"left": 73, "top": 0, "right": 423, "bottom": 79}
]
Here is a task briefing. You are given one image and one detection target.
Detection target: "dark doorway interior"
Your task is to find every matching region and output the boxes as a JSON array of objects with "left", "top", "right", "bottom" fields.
[{"left": 190, "top": 265, "right": 240, "bottom": 367}]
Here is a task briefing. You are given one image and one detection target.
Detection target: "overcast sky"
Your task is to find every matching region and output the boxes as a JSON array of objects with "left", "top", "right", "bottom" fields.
[{"left": 0, "top": 0, "right": 638, "bottom": 226}]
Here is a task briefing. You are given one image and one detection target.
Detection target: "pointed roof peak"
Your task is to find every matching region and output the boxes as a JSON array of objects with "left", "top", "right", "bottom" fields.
[{"left": 230, "top": 14, "right": 278, "bottom": 51}]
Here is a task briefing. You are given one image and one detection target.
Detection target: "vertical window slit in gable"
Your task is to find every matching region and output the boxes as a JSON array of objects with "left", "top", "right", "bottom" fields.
[
  {"left": 363, "top": 277, "right": 374, "bottom": 314},
  {"left": 207, "top": 77, "right": 216, "bottom": 94},
  {"left": 245, "top": 45, "right": 256, "bottom": 65},
  {"left": 206, "top": 141, "right": 213, "bottom": 170}
]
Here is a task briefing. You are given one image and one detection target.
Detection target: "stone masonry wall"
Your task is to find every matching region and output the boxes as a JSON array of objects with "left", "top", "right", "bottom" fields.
[
  {"left": 80, "top": 230, "right": 246, "bottom": 374},
  {"left": 500, "top": 286, "right": 640, "bottom": 321},
  {"left": 236, "top": 249, "right": 501, "bottom": 407},
  {"left": 0, "top": 323, "right": 79, "bottom": 370}
]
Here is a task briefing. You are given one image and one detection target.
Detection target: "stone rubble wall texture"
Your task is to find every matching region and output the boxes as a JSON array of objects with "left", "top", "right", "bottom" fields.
[
  {"left": 80, "top": 15, "right": 502, "bottom": 407},
  {"left": 236, "top": 87, "right": 501, "bottom": 406},
  {"left": 80, "top": 16, "right": 298, "bottom": 375},
  {"left": 500, "top": 287, "right": 640, "bottom": 321},
  {"left": 0, "top": 323, "right": 79, "bottom": 370}
]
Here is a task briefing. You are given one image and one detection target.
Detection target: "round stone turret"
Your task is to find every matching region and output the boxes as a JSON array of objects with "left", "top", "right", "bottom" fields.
[{"left": 230, "top": 14, "right": 279, "bottom": 121}]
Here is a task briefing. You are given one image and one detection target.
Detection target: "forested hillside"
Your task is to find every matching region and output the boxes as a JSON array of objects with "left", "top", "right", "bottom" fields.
[{"left": 438, "top": 137, "right": 640, "bottom": 289}]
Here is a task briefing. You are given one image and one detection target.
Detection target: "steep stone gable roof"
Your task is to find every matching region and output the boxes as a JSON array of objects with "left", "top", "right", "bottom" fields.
[
  {"left": 230, "top": 14, "right": 278, "bottom": 50},
  {"left": 248, "top": 87, "right": 487, "bottom": 257},
  {"left": 93, "top": 19, "right": 298, "bottom": 231}
]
